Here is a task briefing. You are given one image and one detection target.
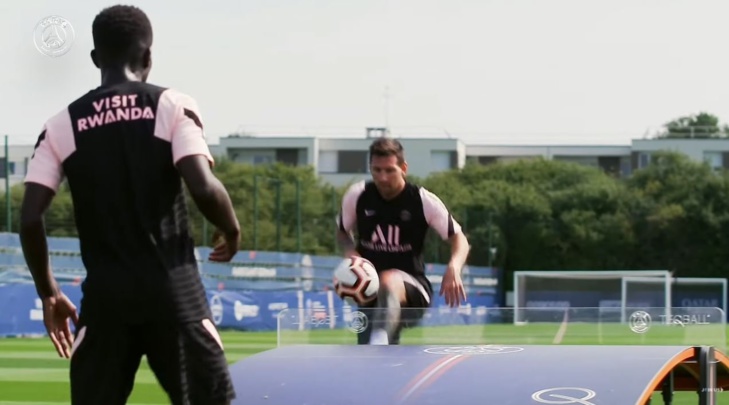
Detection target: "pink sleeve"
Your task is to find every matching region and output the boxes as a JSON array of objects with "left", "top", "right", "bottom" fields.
[
  {"left": 336, "top": 181, "right": 365, "bottom": 233},
  {"left": 420, "top": 187, "right": 462, "bottom": 240},
  {"left": 157, "top": 89, "right": 214, "bottom": 166},
  {"left": 25, "top": 127, "right": 64, "bottom": 192}
]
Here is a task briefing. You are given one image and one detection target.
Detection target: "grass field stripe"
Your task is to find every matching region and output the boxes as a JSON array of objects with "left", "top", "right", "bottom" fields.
[
  {"left": 397, "top": 355, "right": 464, "bottom": 404},
  {"left": 0, "top": 401, "right": 164, "bottom": 405},
  {"left": 0, "top": 367, "right": 162, "bottom": 383},
  {"left": 0, "top": 352, "right": 61, "bottom": 359},
  {"left": 552, "top": 308, "right": 569, "bottom": 344}
]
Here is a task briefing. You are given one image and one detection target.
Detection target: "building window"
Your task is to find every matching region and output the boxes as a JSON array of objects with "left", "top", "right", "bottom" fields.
[
  {"left": 477, "top": 156, "right": 497, "bottom": 165},
  {"left": 639, "top": 153, "right": 651, "bottom": 168},
  {"left": 598, "top": 156, "right": 620, "bottom": 176},
  {"left": 620, "top": 157, "right": 632, "bottom": 177},
  {"left": 337, "top": 151, "right": 368, "bottom": 173},
  {"left": 276, "top": 148, "right": 300, "bottom": 166},
  {"left": 253, "top": 155, "right": 273, "bottom": 165},
  {"left": 318, "top": 151, "right": 338, "bottom": 173},
  {"left": 704, "top": 151, "right": 723, "bottom": 171}
]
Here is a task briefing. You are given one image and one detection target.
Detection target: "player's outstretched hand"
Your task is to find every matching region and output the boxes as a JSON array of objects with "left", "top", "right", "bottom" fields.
[
  {"left": 42, "top": 293, "right": 79, "bottom": 359},
  {"left": 440, "top": 265, "right": 467, "bottom": 308},
  {"left": 208, "top": 228, "right": 240, "bottom": 262}
]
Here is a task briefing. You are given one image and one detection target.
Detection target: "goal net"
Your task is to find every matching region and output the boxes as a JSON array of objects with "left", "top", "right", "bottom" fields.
[
  {"left": 623, "top": 276, "right": 727, "bottom": 321},
  {"left": 513, "top": 270, "right": 672, "bottom": 324}
]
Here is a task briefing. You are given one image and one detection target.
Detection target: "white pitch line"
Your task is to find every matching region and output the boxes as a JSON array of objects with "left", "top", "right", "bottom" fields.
[{"left": 552, "top": 308, "right": 569, "bottom": 344}]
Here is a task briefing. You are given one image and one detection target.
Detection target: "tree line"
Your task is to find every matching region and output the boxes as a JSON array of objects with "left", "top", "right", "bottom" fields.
[{"left": 3, "top": 149, "right": 728, "bottom": 290}]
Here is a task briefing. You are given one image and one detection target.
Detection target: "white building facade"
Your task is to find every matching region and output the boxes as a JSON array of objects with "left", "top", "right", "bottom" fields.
[
  {"left": 6, "top": 131, "right": 729, "bottom": 189},
  {"left": 211, "top": 129, "right": 729, "bottom": 186}
]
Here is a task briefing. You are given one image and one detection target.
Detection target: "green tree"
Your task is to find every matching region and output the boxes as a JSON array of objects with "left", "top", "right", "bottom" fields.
[
  {"left": 185, "top": 159, "right": 346, "bottom": 255},
  {"left": 658, "top": 112, "right": 728, "bottom": 139},
  {"left": 625, "top": 151, "right": 729, "bottom": 277},
  {"left": 10, "top": 147, "right": 729, "bottom": 285}
]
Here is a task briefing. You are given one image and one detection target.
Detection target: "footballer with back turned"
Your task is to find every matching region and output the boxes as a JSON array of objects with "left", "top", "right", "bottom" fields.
[
  {"left": 20, "top": 5, "right": 239, "bottom": 405},
  {"left": 336, "top": 137, "right": 471, "bottom": 345}
]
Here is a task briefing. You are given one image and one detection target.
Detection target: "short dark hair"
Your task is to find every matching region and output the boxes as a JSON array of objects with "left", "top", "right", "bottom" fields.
[
  {"left": 369, "top": 137, "right": 405, "bottom": 164},
  {"left": 92, "top": 5, "right": 153, "bottom": 61}
]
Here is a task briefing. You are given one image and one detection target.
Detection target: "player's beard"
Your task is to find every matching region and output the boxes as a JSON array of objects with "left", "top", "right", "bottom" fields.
[{"left": 377, "top": 182, "right": 403, "bottom": 200}]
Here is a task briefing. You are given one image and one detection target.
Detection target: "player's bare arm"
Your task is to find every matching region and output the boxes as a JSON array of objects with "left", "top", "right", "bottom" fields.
[
  {"left": 447, "top": 231, "right": 470, "bottom": 275},
  {"left": 22, "top": 125, "right": 65, "bottom": 299},
  {"left": 336, "top": 229, "right": 358, "bottom": 258},
  {"left": 165, "top": 87, "right": 241, "bottom": 263},
  {"left": 336, "top": 181, "right": 365, "bottom": 258},
  {"left": 441, "top": 231, "right": 470, "bottom": 306},
  {"left": 177, "top": 155, "right": 240, "bottom": 262},
  {"left": 420, "top": 187, "right": 469, "bottom": 307},
  {"left": 19, "top": 182, "right": 58, "bottom": 299},
  {"left": 20, "top": 182, "right": 78, "bottom": 358}
]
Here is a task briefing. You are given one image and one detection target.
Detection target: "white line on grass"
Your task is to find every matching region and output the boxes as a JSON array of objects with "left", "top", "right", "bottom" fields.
[{"left": 552, "top": 308, "right": 569, "bottom": 344}]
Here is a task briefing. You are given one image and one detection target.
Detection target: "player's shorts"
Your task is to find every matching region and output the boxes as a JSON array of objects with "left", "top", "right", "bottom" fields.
[
  {"left": 69, "top": 314, "right": 235, "bottom": 405},
  {"left": 357, "top": 269, "right": 432, "bottom": 345}
]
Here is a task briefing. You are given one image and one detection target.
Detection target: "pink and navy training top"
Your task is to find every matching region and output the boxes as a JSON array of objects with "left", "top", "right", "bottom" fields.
[{"left": 26, "top": 81, "right": 214, "bottom": 323}]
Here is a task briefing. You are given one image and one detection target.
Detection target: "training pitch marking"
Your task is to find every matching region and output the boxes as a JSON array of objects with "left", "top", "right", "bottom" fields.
[
  {"left": 423, "top": 345, "right": 524, "bottom": 355},
  {"left": 532, "top": 387, "right": 597, "bottom": 405}
]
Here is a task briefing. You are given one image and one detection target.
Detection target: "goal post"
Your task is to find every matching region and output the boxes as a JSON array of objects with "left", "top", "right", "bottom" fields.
[
  {"left": 513, "top": 270, "right": 672, "bottom": 324},
  {"left": 620, "top": 276, "right": 672, "bottom": 324}
]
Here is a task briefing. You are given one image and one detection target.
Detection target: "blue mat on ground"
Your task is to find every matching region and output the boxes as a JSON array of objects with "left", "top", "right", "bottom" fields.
[{"left": 228, "top": 344, "right": 720, "bottom": 405}]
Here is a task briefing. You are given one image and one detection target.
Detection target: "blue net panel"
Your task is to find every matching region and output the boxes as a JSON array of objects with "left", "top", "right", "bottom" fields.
[{"left": 0, "top": 233, "right": 501, "bottom": 295}]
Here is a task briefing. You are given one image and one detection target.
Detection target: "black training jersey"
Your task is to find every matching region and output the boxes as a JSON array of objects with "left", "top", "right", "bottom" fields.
[
  {"left": 25, "top": 81, "right": 213, "bottom": 324},
  {"left": 337, "top": 180, "right": 462, "bottom": 296}
]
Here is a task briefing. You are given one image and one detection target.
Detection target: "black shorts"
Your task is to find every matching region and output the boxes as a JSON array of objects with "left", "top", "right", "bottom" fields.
[
  {"left": 69, "top": 315, "right": 235, "bottom": 405},
  {"left": 356, "top": 271, "right": 432, "bottom": 345}
]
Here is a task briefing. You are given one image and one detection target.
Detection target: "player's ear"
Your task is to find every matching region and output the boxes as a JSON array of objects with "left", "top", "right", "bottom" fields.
[
  {"left": 140, "top": 48, "right": 152, "bottom": 82},
  {"left": 90, "top": 50, "right": 99, "bottom": 68},
  {"left": 142, "top": 48, "right": 152, "bottom": 69},
  {"left": 400, "top": 160, "right": 408, "bottom": 174}
]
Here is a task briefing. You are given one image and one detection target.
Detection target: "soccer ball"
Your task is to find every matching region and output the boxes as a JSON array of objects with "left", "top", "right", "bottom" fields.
[{"left": 333, "top": 256, "right": 379, "bottom": 306}]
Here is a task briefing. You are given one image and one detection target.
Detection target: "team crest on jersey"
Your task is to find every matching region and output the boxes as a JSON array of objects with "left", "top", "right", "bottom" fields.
[{"left": 400, "top": 210, "right": 411, "bottom": 221}]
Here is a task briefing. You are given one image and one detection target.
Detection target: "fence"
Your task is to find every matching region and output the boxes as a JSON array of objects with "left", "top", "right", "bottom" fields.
[{"left": 0, "top": 232, "right": 503, "bottom": 336}]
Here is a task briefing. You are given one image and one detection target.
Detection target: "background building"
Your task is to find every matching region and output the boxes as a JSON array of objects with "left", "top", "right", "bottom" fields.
[
  {"left": 5, "top": 130, "right": 729, "bottom": 189},
  {"left": 209, "top": 128, "right": 729, "bottom": 186}
]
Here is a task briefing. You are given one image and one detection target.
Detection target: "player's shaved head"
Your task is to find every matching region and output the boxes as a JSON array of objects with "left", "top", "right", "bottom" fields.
[
  {"left": 92, "top": 5, "right": 153, "bottom": 67},
  {"left": 369, "top": 137, "right": 405, "bottom": 165}
]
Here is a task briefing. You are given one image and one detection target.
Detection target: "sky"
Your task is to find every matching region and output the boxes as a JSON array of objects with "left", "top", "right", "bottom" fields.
[{"left": 2, "top": 0, "right": 729, "bottom": 147}]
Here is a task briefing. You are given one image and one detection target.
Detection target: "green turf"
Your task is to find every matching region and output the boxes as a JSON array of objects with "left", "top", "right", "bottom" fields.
[{"left": 0, "top": 326, "right": 727, "bottom": 404}]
